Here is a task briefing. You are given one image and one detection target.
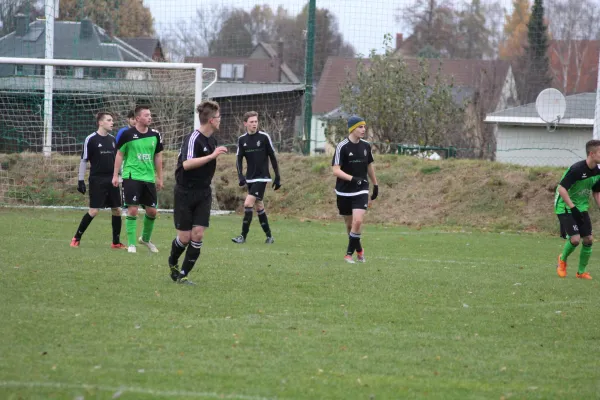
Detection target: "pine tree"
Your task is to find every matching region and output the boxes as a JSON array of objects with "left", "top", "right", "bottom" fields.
[{"left": 521, "top": 0, "right": 552, "bottom": 103}]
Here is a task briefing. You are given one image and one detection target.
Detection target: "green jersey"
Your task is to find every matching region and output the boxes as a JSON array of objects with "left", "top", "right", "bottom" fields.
[
  {"left": 117, "top": 127, "right": 164, "bottom": 183},
  {"left": 554, "top": 160, "right": 600, "bottom": 214}
]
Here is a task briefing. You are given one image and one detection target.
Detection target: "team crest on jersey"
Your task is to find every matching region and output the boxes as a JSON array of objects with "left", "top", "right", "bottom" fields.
[
  {"left": 203, "top": 147, "right": 208, "bottom": 152},
  {"left": 112, "top": 142, "right": 115, "bottom": 148},
  {"left": 257, "top": 140, "right": 261, "bottom": 146},
  {"left": 98, "top": 143, "right": 102, "bottom": 147},
  {"left": 349, "top": 152, "right": 353, "bottom": 156},
  {"left": 244, "top": 142, "right": 247, "bottom": 147},
  {"left": 364, "top": 149, "right": 367, "bottom": 156}
]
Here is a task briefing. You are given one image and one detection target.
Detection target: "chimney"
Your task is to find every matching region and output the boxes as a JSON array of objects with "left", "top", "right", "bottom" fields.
[
  {"left": 396, "top": 33, "right": 403, "bottom": 51},
  {"left": 80, "top": 18, "right": 93, "bottom": 39},
  {"left": 277, "top": 41, "right": 284, "bottom": 82},
  {"left": 15, "top": 14, "right": 28, "bottom": 37}
]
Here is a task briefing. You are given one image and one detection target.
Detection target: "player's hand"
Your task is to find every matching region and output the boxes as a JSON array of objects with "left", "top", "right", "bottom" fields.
[
  {"left": 571, "top": 206, "right": 584, "bottom": 225},
  {"left": 371, "top": 184, "right": 379, "bottom": 201},
  {"left": 238, "top": 177, "right": 246, "bottom": 187},
  {"left": 212, "top": 146, "right": 228, "bottom": 159},
  {"left": 351, "top": 176, "right": 364, "bottom": 186},
  {"left": 112, "top": 176, "right": 119, "bottom": 188},
  {"left": 156, "top": 177, "right": 164, "bottom": 191},
  {"left": 272, "top": 176, "right": 281, "bottom": 190},
  {"left": 77, "top": 180, "right": 86, "bottom": 194}
]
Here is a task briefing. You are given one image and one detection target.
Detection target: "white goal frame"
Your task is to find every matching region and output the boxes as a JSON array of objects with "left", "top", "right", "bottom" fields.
[{"left": 0, "top": 57, "right": 217, "bottom": 156}]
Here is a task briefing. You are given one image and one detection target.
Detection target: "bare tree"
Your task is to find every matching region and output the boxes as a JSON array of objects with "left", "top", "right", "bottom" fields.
[
  {"left": 546, "top": 0, "right": 600, "bottom": 94},
  {"left": 161, "top": 3, "right": 231, "bottom": 62}
]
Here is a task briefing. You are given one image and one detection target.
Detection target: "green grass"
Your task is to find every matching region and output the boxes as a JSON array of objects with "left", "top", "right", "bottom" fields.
[{"left": 1, "top": 209, "right": 600, "bottom": 399}]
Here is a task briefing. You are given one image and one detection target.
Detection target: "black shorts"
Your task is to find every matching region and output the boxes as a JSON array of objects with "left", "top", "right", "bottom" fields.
[
  {"left": 336, "top": 194, "right": 369, "bottom": 216},
  {"left": 122, "top": 179, "right": 158, "bottom": 208},
  {"left": 557, "top": 212, "right": 592, "bottom": 238},
  {"left": 173, "top": 185, "right": 212, "bottom": 230},
  {"left": 247, "top": 182, "right": 268, "bottom": 201},
  {"left": 89, "top": 176, "right": 121, "bottom": 209}
]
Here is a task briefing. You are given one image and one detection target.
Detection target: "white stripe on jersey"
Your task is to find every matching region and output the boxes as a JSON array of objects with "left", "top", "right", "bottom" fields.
[
  {"left": 186, "top": 130, "right": 200, "bottom": 160},
  {"left": 81, "top": 132, "right": 97, "bottom": 161},
  {"left": 333, "top": 138, "right": 349, "bottom": 166},
  {"left": 246, "top": 178, "right": 273, "bottom": 183},
  {"left": 335, "top": 189, "right": 370, "bottom": 196},
  {"left": 259, "top": 131, "right": 277, "bottom": 152},
  {"left": 236, "top": 133, "right": 248, "bottom": 156}
]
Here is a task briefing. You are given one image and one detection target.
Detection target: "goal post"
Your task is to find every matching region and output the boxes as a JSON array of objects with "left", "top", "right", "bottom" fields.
[{"left": 0, "top": 57, "right": 217, "bottom": 208}]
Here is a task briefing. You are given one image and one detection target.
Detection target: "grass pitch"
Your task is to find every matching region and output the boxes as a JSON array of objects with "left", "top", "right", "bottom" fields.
[{"left": 1, "top": 209, "right": 599, "bottom": 399}]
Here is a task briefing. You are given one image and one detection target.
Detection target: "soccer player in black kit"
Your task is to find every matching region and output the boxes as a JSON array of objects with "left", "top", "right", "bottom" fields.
[
  {"left": 70, "top": 112, "right": 125, "bottom": 249},
  {"left": 231, "top": 111, "right": 281, "bottom": 244},
  {"left": 332, "top": 115, "right": 379, "bottom": 263},
  {"left": 168, "top": 101, "right": 228, "bottom": 285}
]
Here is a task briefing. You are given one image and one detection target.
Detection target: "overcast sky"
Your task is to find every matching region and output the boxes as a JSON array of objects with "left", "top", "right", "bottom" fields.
[
  {"left": 143, "top": 0, "right": 520, "bottom": 56},
  {"left": 144, "top": 0, "right": 404, "bottom": 56}
]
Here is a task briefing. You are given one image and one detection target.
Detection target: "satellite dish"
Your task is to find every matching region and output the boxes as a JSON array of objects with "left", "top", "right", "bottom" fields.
[{"left": 536, "top": 88, "right": 566, "bottom": 124}]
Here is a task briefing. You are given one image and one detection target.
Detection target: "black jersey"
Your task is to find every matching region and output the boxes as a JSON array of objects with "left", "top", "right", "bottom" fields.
[
  {"left": 236, "top": 131, "right": 279, "bottom": 182},
  {"left": 175, "top": 130, "right": 217, "bottom": 189},
  {"left": 81, "top": 132, "right": 117, "bottom": 178},
  {"left": 332, "top": 138, "right": 374, "bottom": 196}
]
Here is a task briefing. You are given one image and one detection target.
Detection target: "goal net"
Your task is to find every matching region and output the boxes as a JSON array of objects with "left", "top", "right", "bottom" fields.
[{"left": 0, "top": 58, "right": 218, "bottom": 210}]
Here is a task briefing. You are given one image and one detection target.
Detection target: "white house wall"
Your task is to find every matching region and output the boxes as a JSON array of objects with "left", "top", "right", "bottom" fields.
[
  {"left": 496, "top": 125, "right": 590, "bottom": 167},
  {"left": 310, "top": 116, "right": 329, "bottom": 154}
]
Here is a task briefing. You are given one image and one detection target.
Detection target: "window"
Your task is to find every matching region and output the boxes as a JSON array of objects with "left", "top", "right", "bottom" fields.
[
  {"left": 14, "top": 65, "right": 43, "bottom": 76},
  {"left": 220, "top": 63, "right": 244, "bottom": 80}
]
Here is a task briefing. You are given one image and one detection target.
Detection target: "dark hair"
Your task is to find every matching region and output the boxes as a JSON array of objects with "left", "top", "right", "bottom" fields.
[
  {"left": 243, "top": 111, "right": 258, "bottom": 122},
  {"left": 126, "top": 110, "right": 135, "bottom": 119},
  {"left": 196, "top": 100, "right": 220, "bottom": 124},
  {"left": 134, "top": 105, "right": 150, "bottom": 116},
  {"left": 586, "top": 140, "right": 600, "bottom": 155},
  {"left": 96, "top": 112, "right": 113, "bottom": 125}
]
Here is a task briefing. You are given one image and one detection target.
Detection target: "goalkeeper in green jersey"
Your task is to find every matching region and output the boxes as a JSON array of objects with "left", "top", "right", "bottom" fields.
[
  {"left": 555, "top": 140, "right": 600, "bottom": 279},
  {"left": 112, "top": 106, "right": 164, "bottom": 253}
]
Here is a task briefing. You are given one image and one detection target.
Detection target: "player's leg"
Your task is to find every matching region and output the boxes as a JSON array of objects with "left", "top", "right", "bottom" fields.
[
  {"left": 71, "top": 207, "right": 98, "bottom": 247},
  {"left": 108, "top": 181, "right": 125, "bottom": 248},
  {"left": 233, "top": 189, "right": 256, "bottom": 243},
  {"left": 350, "top": 194, "right": 369, "bottom": 263},
  {"left": 169, "top": 186, "right": 191, "bottom": 280},
  {"left": 122, "top": 179, "right": 141, "bottom": 252},
  {"left": 337, "top": 195, "right": 354, "bottom": 263},
  {"left": 177, "top": 189, "right": 212, "bottom": 285},
  {"left": 557, "top": 213, "right": 581, "bottom": 277},
  {"left": 138, "top": 182, "right": 159, "bottom": 253},
  {"left": 255, "top": 188, "right": 274, "bottom": 243},
  {"left": 577, "top": 213, "right": 593, "bottom": 279}
]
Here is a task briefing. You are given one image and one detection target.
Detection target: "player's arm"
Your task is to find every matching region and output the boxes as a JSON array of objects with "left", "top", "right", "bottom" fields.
[
  {"left": 236, "top": 138, "right": 246, "bottom": 186},
  {"left": 112, "top": 150, "right": 124, "bottom": 187},
  {"left": 367, "top": 163, "right": 378, "bottom": 201},
  {"left": 331, "top": 147, "right": 361, "bottom": 184},
  {"left": 592, "top": 180, "right": 600, "bottom": 208},
  {"left": 266, "top": 134, "right": 281, "bottom": 190},
  {"left": 183, "top": 147, "right": 228, "bottom": 170},
  {"left": 154, "top": 151, "right": 164, "bottom": 191},
  {"left": 77, "top": 141, "right": 89, "bottom": 194},
  {"left": 558, "top": 170, "right": 585, "bottom": 224}
]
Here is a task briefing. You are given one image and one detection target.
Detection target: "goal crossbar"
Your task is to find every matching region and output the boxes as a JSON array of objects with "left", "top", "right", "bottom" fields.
[{"left": 0, "top": 57, "right": 217, "bottom": 155}]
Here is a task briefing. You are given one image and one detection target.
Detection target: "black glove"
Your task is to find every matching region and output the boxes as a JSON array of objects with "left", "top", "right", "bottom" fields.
[
  {"left": 371, "top": 184, "right": 379, "bottom": 201},
  {"left": 77, "top": 180, "right": 86, "bottom": 195},
  {"left": 238, "top": 177, "right": 246, "bottom": 187},
  {"left": 571, "top": 206, "right": 585, "bottom": 225},
  {"left": 272, "top": 176, "right": 281, "bottom": 190},
  {"left": 351, "top": 176, "right": 364, "bottom": 186}
]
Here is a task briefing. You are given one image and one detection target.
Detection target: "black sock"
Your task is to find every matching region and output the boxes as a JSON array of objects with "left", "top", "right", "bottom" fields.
[
  {"left": 111, "top": 215, "right": 122, "bottom": 244},
  {"left": 346, "top": 235, "right": 355, "bottom": 256},
  {"left": 169, "top": 237, "right": 187, "bottom": 266},
  {"left": 350, "top": 232, "right": 362, "bottom": 252},
  {"left": 241, "top": 207, "right": 253, "bottom": 238},
  {"left": 180, "top": 240, "right": 202, "bottom": 277},
  {"left": 257, "top": 209, "right": 272, "bottom": 237},
  {"left": 74, "top": 213, "right": 94, "bottom": 240}
]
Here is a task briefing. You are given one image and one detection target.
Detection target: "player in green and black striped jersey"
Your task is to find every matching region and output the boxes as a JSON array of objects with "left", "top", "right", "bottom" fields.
[
  {"left": 112, "top": 106, "right": 164, "bottom": 254},
  {"left": 555, "top": 140, "right": 600, "bottom": 279}
]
